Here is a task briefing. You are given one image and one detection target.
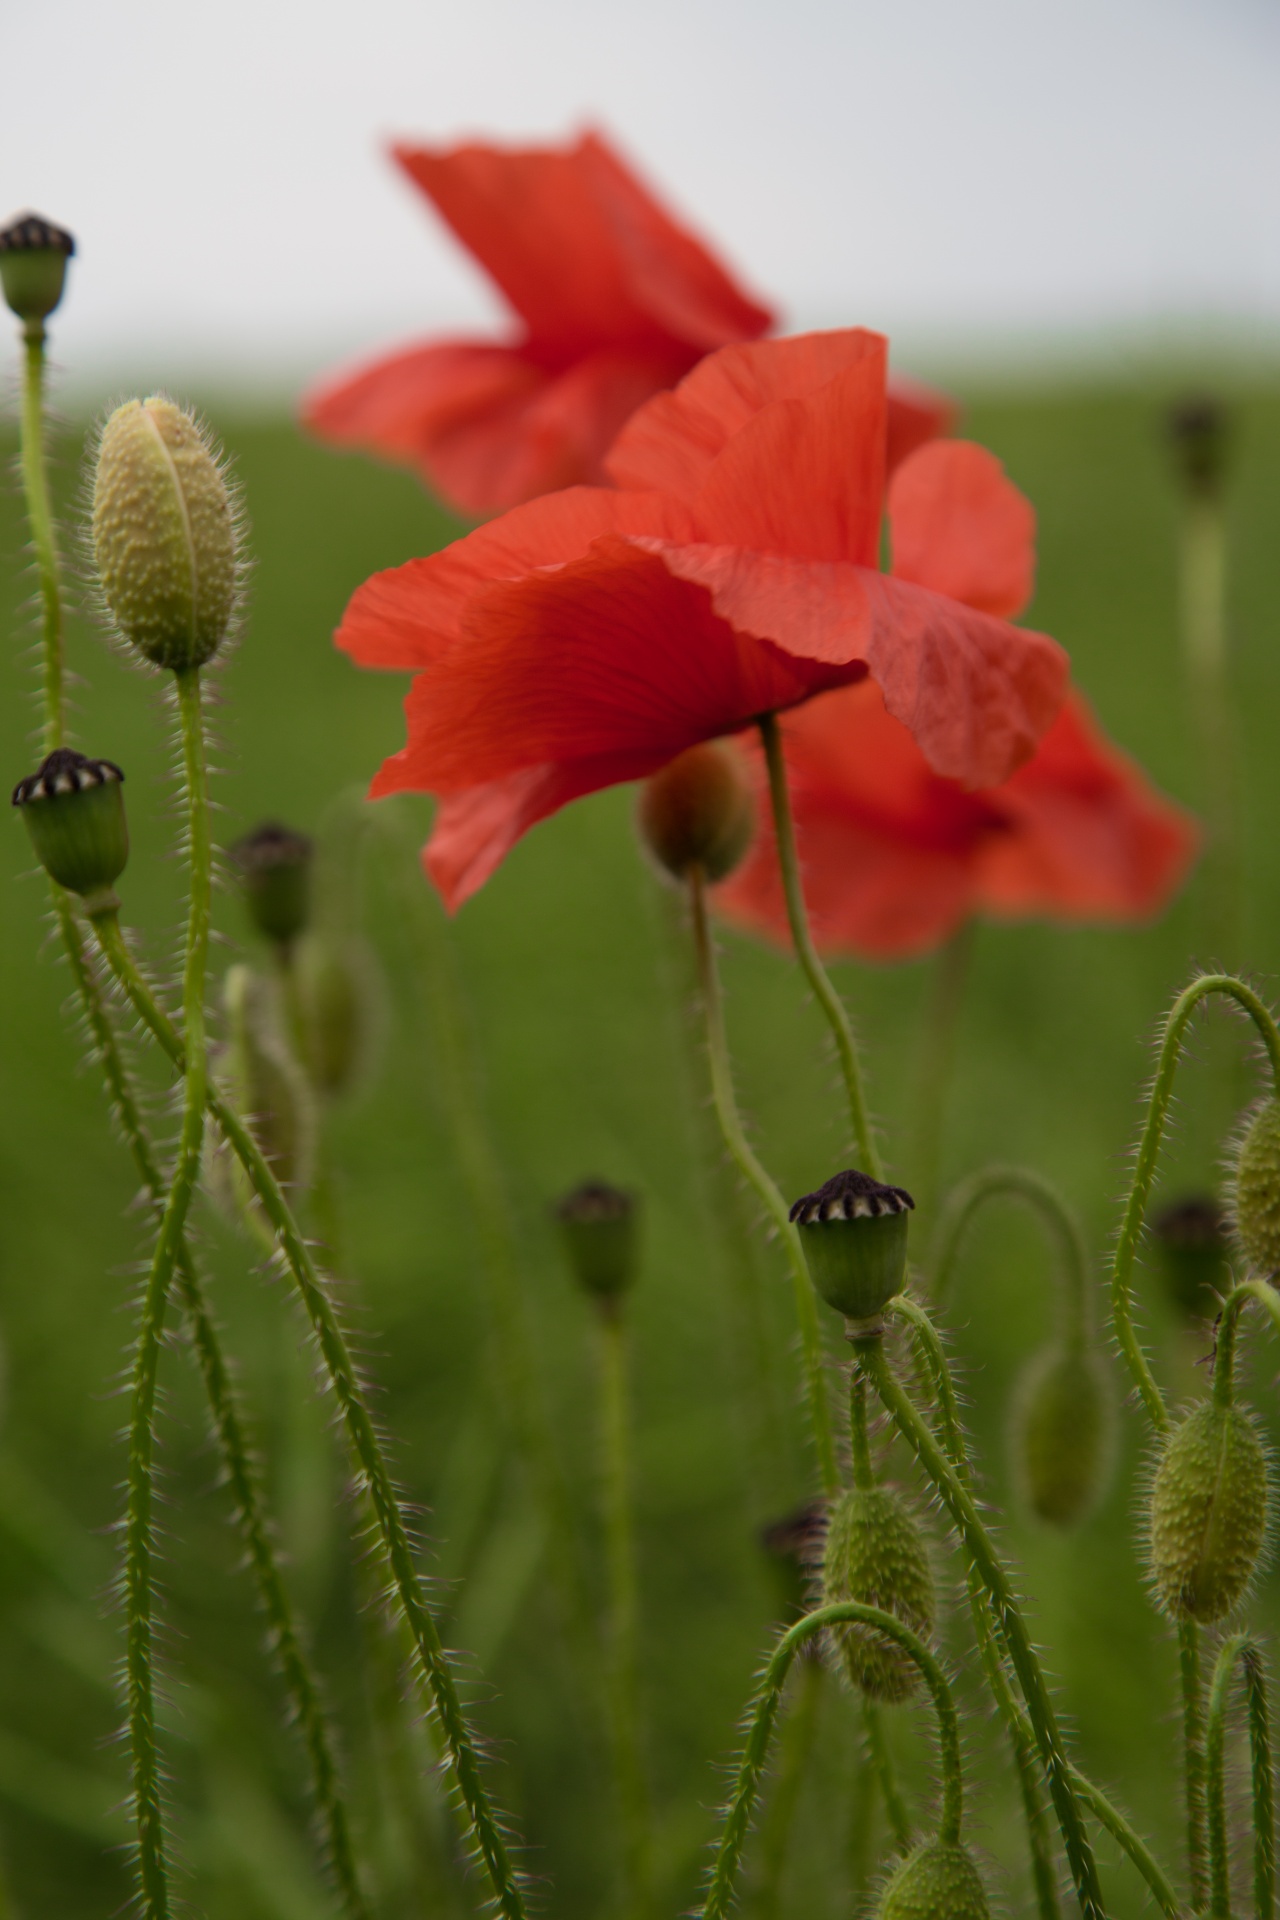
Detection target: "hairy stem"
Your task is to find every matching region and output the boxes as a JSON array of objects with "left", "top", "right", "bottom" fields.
[
  {"left": 20, "top": 321, "right": 65, "bottom": 753},
  {"left": 1213, "top": 1278, "right": 1280, "bottom": 1410},
  {"left": 597, "top": 1306, "right": 651, "bottom": 1918},
  {"left": 753, "top": 1655, "right": 823, "bottom": 1920},
  {"left": 1207, "top": 1636, "right": 1273, "bottom": 1920},
  {"left": 930, "top": 1165, "right": 1092, "bottom": 1343}
]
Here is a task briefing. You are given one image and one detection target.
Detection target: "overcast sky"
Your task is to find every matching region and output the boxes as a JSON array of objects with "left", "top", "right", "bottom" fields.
[{"left": 4, "top": 0, "right": 1279, "bottom": 393}]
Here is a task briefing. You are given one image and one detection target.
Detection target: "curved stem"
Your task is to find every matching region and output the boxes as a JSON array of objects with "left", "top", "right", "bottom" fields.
[
  {"left": 1112, "top": 974, "right": 1280, "bottom": 1436},
  {"left": 19, "top": 321, "right": 65, "bottom": 753},
  {"left": 1067, "top": 1768, "right": 1183, "bottom": 1920},
  {"left": 597, "top": 1307, "right": 651, "bottom": 1919},
  {"left": 91, "top": 907, "right": 527, "bottom": 1920},
  {"left": 1213, "top": 1279, "right": 1280, "bottom": 1410},
  {"left": 702, "top": 1599, "right": 963, "bottom": 1920},
  {"left": 757, "top": 713, "right": 881, "bottom": 1179},
  {"left": 686, "top": 865, "right": 839, "bottom": 1496},
  {"left": 1207, "top": 1636, "right": 1273, "bottom": 1920},
  {"left": 931, "top": 1165, "right": 1091, "bottom": 1343}
]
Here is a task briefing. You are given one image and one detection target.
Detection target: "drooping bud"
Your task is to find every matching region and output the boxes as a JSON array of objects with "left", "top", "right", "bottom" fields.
[
  {"left": 92, "top": 396, "right": 240, "bottom": 673},
  {"left": 293, "top": 932, "right": 377, "bottom": 1100},
  {"left": 0, "top": 214, "right": 74, "bottom": 326},
  {"left": 213, "top": 965, "right": 315, "bottom": 1198},
  {"left": 822, "top": 1485, "right": 935, "bottom": 1702},
  {"left": 556, "top": 1181, "right": 640, "bottom": 1308},
  {"left": 1149, "top": 1401, "right": 1269, "bottom": 1623},
  {"left": 1152, "top": 1195, "right": 1230, "bottom": 1321},
  {"left": 232, "top": 822, "right": 313, "bottom": 949},
  {"left": 876, "top": 1841, "right": 990, "bottom": 1920},
  {"left": 760, "top": 1503, "right": 824, "bottom": 1624},
  {"left": 791, "top": 1170, "right": 914, "bottom": 1324},
  {"left": 12, "top": 749, "right": 128, "bottom": 909},
  {"left": 1168, "top": 396, "right": 1229, "bottom": 503},
  {"left": 636, "top": 741, "right": 754, "bottom": 883},
  {"left": 1013, "top": 1344, "right": 1114, "bottom": 1527},
  {"left": 1234, "top": 1100, "right": 1280, "bottom": 1277}
]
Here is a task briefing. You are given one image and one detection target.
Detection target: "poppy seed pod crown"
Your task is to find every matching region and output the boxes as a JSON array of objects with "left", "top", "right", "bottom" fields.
[
  {"left": 232, "top": 822, "right": 313, "bottom": 948},
  {"left": 1152, "top": 1195, "right": 1229, "bottom": 1321},
  {"left": 556, "top": 1180, "right": 640, "bottom": 1305},
  {"left": 0, "top": 213, "right": 74, "bottom": 325},
  {"left": 876, "top": 1841, "right": 991, "bottom": 1920},
  {"left": 791, "top": 1170, "right": 914, "bottom": 1322},
  {"left": 12, "top": 749, "right": 128, "bottom": 910},
  {"left": 636, "top": 742, "right": 755, "bottom": 884}
]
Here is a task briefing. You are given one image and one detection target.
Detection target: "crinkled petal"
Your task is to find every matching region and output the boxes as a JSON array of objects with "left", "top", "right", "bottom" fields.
[
  {"left": 886, "top": 376, "right": 958, "bottom": 474},
  {"left": 889, "top": 441, "right": 1036, "bottom": 619}
]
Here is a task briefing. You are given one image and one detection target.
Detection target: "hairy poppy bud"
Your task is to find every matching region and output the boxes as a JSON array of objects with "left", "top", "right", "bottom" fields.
[
  {"left": 1168, "top": 396, "right": 1229, "bottom": 502},
  {"left": 1152, "top": 1195, "right": 1229, "bottom": 1321},
  {"left": 12, "top": 749, "right": 128, "bottom": 909},
  {"left": 232, "top": 822, "right": 313, "bottom": 948},
  {"left": 556, "top": 1180, "right": 639, "bottom": 1306},
  {"left": 791, "top": 1170, "right": 914, "bottom": 1324},
  {"left": 293, "top": 932, "right": 376, "bottom": 1099},
  {"left": 1149, "top": 1401, "right": 1269, "bottom": 1623},
  {"left": 636, "top": 741, "right": 754, "bottom": 882},
  {"left": 1234, "top": 1101, "right": 1280, "bottom": 1277},
  {"left": 760, "top": 1503, "right": 824, "bottom": 1623},
  {"left": 1013, "top": 1345, "right": 1113, "bottom": 1527},
  {"left": 877, "top": 1841, "right": 990, "bottom": 1920},
  {"left": 0, "top": 213, "right": 74, "bottom": 325},
  {"left": 213, "top": 965, "right": 314, "bottom": 1197},
  {"left": 822, "top": 1486, "right": 934, "bottom": 1702},
  {"left": 92, "top": 397, "right": 240, "bottom": 673}
]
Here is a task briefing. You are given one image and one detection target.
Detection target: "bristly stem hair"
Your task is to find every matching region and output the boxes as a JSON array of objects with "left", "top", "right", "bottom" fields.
[{"left": 1206, "top": 1636, "right": 1274, "bottom": 1920}]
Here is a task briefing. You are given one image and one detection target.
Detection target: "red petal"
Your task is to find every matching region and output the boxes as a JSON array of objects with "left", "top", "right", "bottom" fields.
[
  {"left": 888, "top": 441, "right": 1036, "bottom": 620},
  {"left": 886, "top": 377, "right": 958, "bottom": 473}
]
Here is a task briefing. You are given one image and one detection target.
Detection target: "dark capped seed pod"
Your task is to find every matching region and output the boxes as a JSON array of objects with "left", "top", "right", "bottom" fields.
[
  {"left": 760, "top": 1502, "right": 825, "bottom": 1624},
  {"left": 791, "top": 1169, "right": 914, "bottom": 1321},
  {"left": 12, "top": 748, "right": 128, "bottom": 908},
  {"left": 822, "top": 1484, "right": 934, "bottom": 1703},
  {"left": 876, "top": 1840, "right": 991, "bottom": 1920},
  {"left": 232, "top": 821, "right": 313, "bottom": 948},
  {"left": 0, "top": 212, "right": 75, "bottom": 324},
  {"left": 1168, "top": 395, "right": 1229, "bottom": 502},
  {"left": 556, "top": 1180, "right": 640, "bottom": 1305},
  {"left": 1151, "top": 1195, "right": 1230, "bottom": 1321}
]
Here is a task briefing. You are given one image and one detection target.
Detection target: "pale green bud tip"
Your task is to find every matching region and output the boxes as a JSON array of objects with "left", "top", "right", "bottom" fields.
[
  {"left": 1152, "top": 1194, "right": 1229, "bottom": 1320},
  {"left": 791, "top": 1169, "right": 914, "bottom": 1322},
  {"left": 12, "top": 748, "right": 128, "bottom": 908},
  {"left": 1234, "top": 1099, "right": 1280, "bottom": 1276},
  {"left": 556, "top": 1180, "right": 640, "bottom": 1306},
  {"left": 822, "top": 1486, "right": 934, "bottom": 1703},
  {"left": 877, "top": 1841, "right": 990, "bottom": 1920},
  {"left": 636, "top": 740, "right": 754, "bottom": 883},
  {"left": 0, "top": 213, "right": 74, "bottom": 324},
  {"left": 92, "top": 396, "right": 240, "bottom": 673},
  {"left": 1149, "top": 1402, "right": 1269, "bottom": 1623},
  {"left": 232, "top": 821, "right": 313, "bottom": 947}
]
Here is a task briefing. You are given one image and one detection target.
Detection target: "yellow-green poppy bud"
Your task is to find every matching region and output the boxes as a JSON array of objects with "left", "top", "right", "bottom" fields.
[
  {"left": 556, "top": 1180, "right": 640, "bottom": 1307},
  {"left": 1234, "top": 1100, "right": 1280, "bottom": 1277},
  {"left": 1013, "top": 1344, "right": 1114, "bottom": 1528},
  {"left": 0, "top": 214, "right": 74, "bottom": 326},
  {"left": 232, "top": 821, "right": 313, "bottom": 949},
  {"left": 636, "top": 741, "right": 754, "bottom": 883},
  {"left": 12, "top": 749, "right": 128, "bottom": 910},
  {"left": 293, "top": 931, "right": 377, "bottom": 1099},
  {"left": 92, "top": 396, "right": 241, "bottom": 673},
  {"left": 791, "top": 1170, "right": 914, "bottom": 1323},
  {"left": 1149, "top": 1401, "right": 1269, "bottom": 1623},
  {"left": 822, "top": 1485, "right": 934, "bottom": 1703},
  {"left": 877, "top": 1841, "right": 990, "bottom": 1920},
  {"left": 1152, "top": 1195, "right": 1229, "bottom": 1321}
]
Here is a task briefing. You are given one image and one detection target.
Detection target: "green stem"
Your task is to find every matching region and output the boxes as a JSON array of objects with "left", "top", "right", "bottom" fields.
[
  {"left": 686, "top": 865, "right": 839, "bottom": 1496},
  {"left": 758, "top": 713, "right": 881, "bottom": 1179},
  {"left": 91, "top": 908, "right": 528, "bottom": 1920},
  {"left": 853, "top": 1333, "right": 1105, "bottom": 1920},
  {"left": 930, "top": 1165, "right": 1092, "bottom": 1343},
  {"left": 1112, "top": 974, "right": 1280, "bottom": 1436},
  {"left": 1180, "top": 1624, "right": 1209, "bottom": 1914},
  {"left": 20, "top": 321, "right": 65, "bottom": 754},
  {"left": 911, "top": 921, "right": 974, "bottom": 1220},
  {"left": 1180, "top": 491, "right": 1240, "bottom": 959},
  {"left": 1213, "top": 1279, "right": 1280, "bottom": 1409},
  {"left": 597, "top": 1307, "right": 651, "bottom": 1918},
  {"left": 1067, "top": 1769, "right": 1182, "bottom": 1920},
  {"left": 703, "top": 1600, "right": 964, "bottom": 1920},
  {"left": 754, "top": 1655, "right": 823, "bottom": 1920},
  {"left": 1207, "top": 1636, "right": 1273, "bottom": 1920},
  {"left": 862, "top": 1701, "right": 913, "bottom": 1854},
  {"left": 1246, "top": 1645, "right": 1275, "bottom": 1920},
  {"left": 849, "top": 1372, "right": 874, "bottom": 1492}
]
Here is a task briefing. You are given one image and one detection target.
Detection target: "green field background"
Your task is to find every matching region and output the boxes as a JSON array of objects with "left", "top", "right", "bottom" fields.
[{"left": 1, "top": 380, "right": 1278, "bottom": 1918}]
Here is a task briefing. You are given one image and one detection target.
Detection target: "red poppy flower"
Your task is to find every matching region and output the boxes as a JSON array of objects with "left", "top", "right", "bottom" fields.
[
  {"left": 714, "top": 442, "right": 1197, "bottom": 959},
  {"left": 302, "top": 132, "right": 953, "bottom": 518},
  {"left": 336, "top": 330, "right": 1069, "bottom": 907}
]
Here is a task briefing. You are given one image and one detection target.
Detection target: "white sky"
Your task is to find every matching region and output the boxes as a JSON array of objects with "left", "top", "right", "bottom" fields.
[{"left": 3, "top": 0, "right": 1279, "bottom": 392}]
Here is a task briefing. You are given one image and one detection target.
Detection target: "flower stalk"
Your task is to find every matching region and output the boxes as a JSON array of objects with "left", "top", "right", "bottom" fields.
[{"left": 1206, "top": 1636, "right": 1274, "bottom": 1920}]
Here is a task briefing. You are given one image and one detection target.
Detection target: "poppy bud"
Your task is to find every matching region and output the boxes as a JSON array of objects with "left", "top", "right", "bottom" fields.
[
  {"left": 1234, "top": 1100, "right": 1280, "bottom": 1277},
  {"left": 1149, "top": 1401, "right": 1269, "bottom": 1623},
  {"left": 760, "top": 1502, "right": 824, "bottom": 1624},
  {"left": 215, "top": 965, "right": 315, "bottom": 1196},
  {"left": 876, "top": 1841, "right": 990, "bottom": 1920},
  {"left": 293, "top": 932, "right": 377, "bottom": 1100},
  {"left": 0, "top": 213, "right": 74, "bottom": 326},
  {"left": 92, "top": 396, "right": 241, "bottom": 673},
  {"left": 1151, "top": 1195, "right": 1229, "bottom": 1321},
  {"left": 12, "top": 749, "right": 128, "bottom": 909},
  {"left": 1013, "top": 1345, "right": 1113, "bottom": 1528},
  {"left": 1168, "top": 396, "right": 1229, "bottom": 502},
  {"left": 556, "top": 1180, "right": 640, "bottom": 1306},
  {"left": 791, "top": 1170, "right": 914, "bottom": 1324},
  {"left": 822, "top": 1486, "right": 935, "bottom": 1703},
  {"left": 232, "top": 822, "right": 313, "bottom": 949},
  {"left": 636, "top": 741, "right": 754, "bottom": 883}
]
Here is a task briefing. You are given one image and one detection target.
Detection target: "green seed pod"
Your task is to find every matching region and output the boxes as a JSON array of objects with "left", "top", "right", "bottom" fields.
[
  {"left": 792, "top": 1170, "right": 914, "bottom": 1323},
  {"left": 232, "top": 821, "right": 313, "bottom": 949},
  {"left": 214, "top": 965, "right": 315, "bottom": 1197},
  {"left": 1013, "top": 1344, "right": 1114, "bottom": 1528},
  {"left": 636, "top": 741, "right": 754, "bottom": 882},
  {"left": 822, "top": 1485, "right": 934, "bottom": 1702},
  {"left": 1152, "top": 1195, "right": 1229, "bottom": 1321},
  {"left": 293, "top": 931, "right": 377, "bottom": 1099},
  {"left": 12, "top": 749, "right": 128, "bottom": 909},
  {"left": 877, "top": 1841, "right": 990, "bottom": 1920},
  {"left": 556, "top": 1180, "right": 640, "bottom": 1306},
  {"left": 1235, "top": 1100, "right": 1280, "bottom": 1277},
  {"left": 92, "top": 396, "right": 240, "bottom": 672},
  {"left": 0, "top": 213, "right": 74, "bottom": 325},
  {"left": 1149, "top": 1401, "right": 1269, "bottom": 1623}
]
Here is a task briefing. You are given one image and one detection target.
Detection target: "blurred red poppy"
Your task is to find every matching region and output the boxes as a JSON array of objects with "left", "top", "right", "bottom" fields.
[
  {"left": 715, "top": 441, "right": 1197, "bottom": 959},
  {"left": 337, "top": 330, "right": 1067, "bottom": 908},
  {"left": 303, "top": 132, "right": 953, "bottom": 518}
]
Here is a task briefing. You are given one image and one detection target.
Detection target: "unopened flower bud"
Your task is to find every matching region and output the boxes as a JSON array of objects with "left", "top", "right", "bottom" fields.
[
  {"left": 12, "top": 749, "right": 127, "bottom": 909},
  {"left": 877, "top": 1841, "right": 991, "bottom": 1920},
  {"left": 232, "top": 822, "right": 313, "bottom": 948},
  {"left": 214, "top": 965, "right": 314, "bottom": 1197},
  {"left": 1234, "top": 1100, "right": 1280, "bottom": 1276},
  {"left": 92, "top": 397, "right": 241, "bottom": 673},
  {"left": 1169, "top": 396, "right": 1229, "bottom": 502},
  {"left": 636, "top": 741, "right": 754, "bottom": 882},
  {"left": 791, "top": 1170, "right": 914, "bottom": 1324},
  {"left": 822, "top": 1486, "right": 934, "bottom": 1702},
  {"left": 556, "top": 1180, "right": 639, "bottom": 1307},
  {"left": 760, "top": 1503, "right": 824, "bottom": 1624},
  {"left": 294, "top": 931, "right": 377, "bottom": 1099},
  {"left": 1013, "top": 1345, "right": 1114, "bottom": 1527},
  {"left": 1152, "top": 1196, "right": 1229, "bottom": 1320},
  {"left": 1149, "top": 1401, "right": 1269, "bottom": 1623},
  {"left": 0, "top": 214, "right": 74, "bottom": 326}
]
